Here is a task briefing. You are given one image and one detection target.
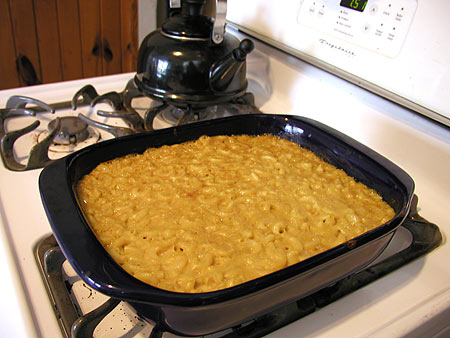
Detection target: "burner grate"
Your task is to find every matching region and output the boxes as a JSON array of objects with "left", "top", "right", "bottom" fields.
[
  {"left": 145, "top": 92, "right": 261, "bottom": 130},
  {"left": 34, "top": 195, "right": 442, "bottom": 338},
  {"left": 1, "top": 80, "right": 261, "bottom": 171}
]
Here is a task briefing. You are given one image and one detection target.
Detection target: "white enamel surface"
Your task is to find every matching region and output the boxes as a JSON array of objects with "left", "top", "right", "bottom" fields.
[{"left": 228, "top": 0, "right": 450, "bottom": 125}]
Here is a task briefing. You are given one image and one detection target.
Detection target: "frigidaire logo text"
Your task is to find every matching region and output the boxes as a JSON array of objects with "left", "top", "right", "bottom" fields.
[{"left": 319, "top": 39, "right": 356, "bottom": 56}]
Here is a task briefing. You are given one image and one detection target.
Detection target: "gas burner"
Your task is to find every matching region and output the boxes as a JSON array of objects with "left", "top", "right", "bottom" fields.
[
  {"left": 148, "top": 92, "right": 261, "bottom": 129},
  {"left": 49, "top": 117, "right": 90, "bottom": 145},
  {"left": 73, "top": 84, "right": 261, "bottom": 132},
  {"left": 159, "top": 105, "right": 218, "bottom": 124},
  {"left": 0, "top": 78, "right": 262, "bottom": 171},
  {"left": 38, "top": 117, "right": 100, "bottom": 154},
  {"left": 0, "top": 81, "right": 143, "bottom": 171}
]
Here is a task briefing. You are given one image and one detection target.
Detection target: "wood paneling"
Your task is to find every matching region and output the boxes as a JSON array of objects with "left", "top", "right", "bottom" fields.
[
  {"left": 79, "top": 0, "right": 103, "bottom": 78},
  {"left": 56, "top": 0, "right": 84, "bottom": 81},
  {"left": 0, "top": 0, "right": 138, "bottom": 90},
  {"left": 0, "top": 0, "right": 20, "bottom": 89},
  {"left": 121, "top": 0, "right": 138, "bottom": 73},
  {"left": 34, "top": 0, "right": 63, "bottom": 84},
  {"left": 100, "top": 0, "right": 122, "bottom": 75},
  {"left": 9, "top": 0, "right": 42, "bottom": 86}
]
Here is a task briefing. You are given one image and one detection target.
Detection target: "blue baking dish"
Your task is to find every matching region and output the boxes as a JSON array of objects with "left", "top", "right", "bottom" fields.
[{"left": 39, "top": 114, "right": 414, "bottom": 336}]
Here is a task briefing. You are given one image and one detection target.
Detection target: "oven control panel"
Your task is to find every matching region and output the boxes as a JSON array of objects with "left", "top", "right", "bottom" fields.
[
  {"left": 228, "top": 0, "right": 450, "bottom": 125},
  {"left": 296, "top": 0, "right": 417, "bottom": 57}
]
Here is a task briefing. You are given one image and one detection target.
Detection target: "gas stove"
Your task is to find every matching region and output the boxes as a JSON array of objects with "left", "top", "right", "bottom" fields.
[{"left": 1, "top": 0, "right": 450, "bottom": 337}]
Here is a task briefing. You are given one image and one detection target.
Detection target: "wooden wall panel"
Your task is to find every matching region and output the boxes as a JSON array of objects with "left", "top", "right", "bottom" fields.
[
  {"left": 0, "top": 0, "right": 138, "bottom": 90},
  {"left": 34, "top": 0, "right": 63, "bottom": 84},
  {"left": 100, "top": 0, "right": 122, "bottom": 75},
  {"left": 120, "top": 0, "right": 138, "bottom": 73},
  {"left": 56, "top": 0, "right": 83, "bottom": 81},
  {"left": 0, "top": 0, "right": 20, "bottom": 89},
  {"left": 9, "top": 0, "right": 42, "bottom": 86},
  {"left": 78, "top": 0, "right": 102, "bottom": 78}
]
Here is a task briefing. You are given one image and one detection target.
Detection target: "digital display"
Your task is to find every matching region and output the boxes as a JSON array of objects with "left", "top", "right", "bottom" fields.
[{"left": 340, "top": 0, "right": 368, "bottom": 12}]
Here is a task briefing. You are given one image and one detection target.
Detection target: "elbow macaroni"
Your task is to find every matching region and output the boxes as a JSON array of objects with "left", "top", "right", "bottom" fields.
[{"left": 77, "top": 135, "right": 395, "bottom": 293}]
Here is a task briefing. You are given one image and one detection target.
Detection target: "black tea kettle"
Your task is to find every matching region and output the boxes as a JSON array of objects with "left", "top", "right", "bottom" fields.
[{"left": 134, "top": 0, "right": 254, "bottom": 108}]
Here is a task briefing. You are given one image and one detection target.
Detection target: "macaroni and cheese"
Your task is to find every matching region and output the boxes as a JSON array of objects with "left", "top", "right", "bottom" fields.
[{"left": 77, "top": 135, "right": 395, "bottom": 293}]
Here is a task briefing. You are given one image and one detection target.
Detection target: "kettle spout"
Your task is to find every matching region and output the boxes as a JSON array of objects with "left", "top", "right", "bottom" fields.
[{"left": 209, "top": 39, "right": 254, "bottom": 92}]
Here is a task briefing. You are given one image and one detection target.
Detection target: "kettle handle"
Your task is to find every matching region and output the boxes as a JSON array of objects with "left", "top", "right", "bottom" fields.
[{"left": 212, "top": 0, "right": 227, "bottom": 44}]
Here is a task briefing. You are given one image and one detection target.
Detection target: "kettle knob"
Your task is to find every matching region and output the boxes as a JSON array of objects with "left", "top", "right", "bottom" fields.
[
  {"left": 234, "top": 39, "right": 254, "bottom": 61},
  {"left": 182, "top": 0, "right": 204, "bottom": 15}
]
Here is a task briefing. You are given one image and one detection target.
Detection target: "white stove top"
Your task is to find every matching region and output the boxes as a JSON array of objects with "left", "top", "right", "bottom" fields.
[{"left": 0, "top": 33, "right": 449, "bottom": 337}]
